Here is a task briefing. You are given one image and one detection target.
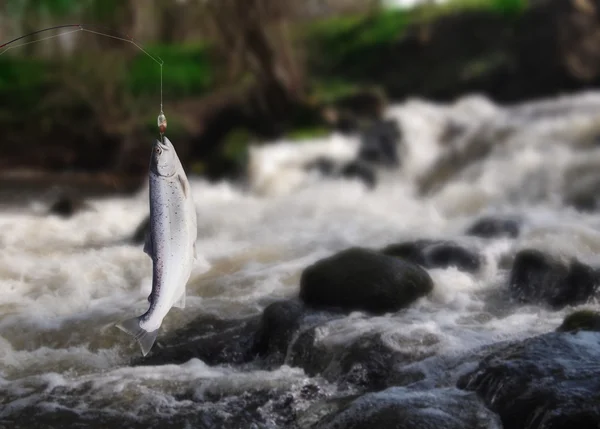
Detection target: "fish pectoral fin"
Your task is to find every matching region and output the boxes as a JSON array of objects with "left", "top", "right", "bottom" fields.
[
  {"left": 143, "top": 232, "right": 153, "bottom": 258},
  {"left": 177, "top": 173, "right": 189, "bottom": 198},
  {"left": 173, "top": 289, "right": 186, "bottom": 309},
  {"left": 193, "top": 242, "right": 198, "bottom": 261}
]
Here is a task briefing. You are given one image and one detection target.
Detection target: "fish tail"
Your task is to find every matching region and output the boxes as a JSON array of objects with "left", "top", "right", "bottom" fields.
[{"left": 116, "top": 317, "right": 158, "bottom": 357}]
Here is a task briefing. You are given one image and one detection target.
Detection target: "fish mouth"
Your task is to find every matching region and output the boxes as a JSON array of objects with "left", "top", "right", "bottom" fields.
[{"left": 155, "top": 140, "right": 169, "bottom": 150}]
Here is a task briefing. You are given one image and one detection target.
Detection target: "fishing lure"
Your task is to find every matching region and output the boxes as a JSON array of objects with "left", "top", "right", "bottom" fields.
[{"left": 0, "top": 24, "right": 167, "bottom": 139}]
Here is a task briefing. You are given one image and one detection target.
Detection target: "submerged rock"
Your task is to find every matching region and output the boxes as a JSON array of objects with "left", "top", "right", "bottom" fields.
[
  {"left": 508, "top": 249, "right": 599, "bottom": 309},
  {"left": 304, "top": 387, "right": 501, "bottom": 429},
  {"left": 289, "top": 327, "right": 439, "bottom": 391},
  {"left": 253, "top": 299, "right": 307, "bottom": 361},
  {"left": 252, "top": 299, "right": 341, "bottom": 366},
  {"left": 47, "top": 193, "right": 91, "bottom": 218},
  {"left": 340, "top": 161, "right": 377, "bottom": 188},
  {"left": 556, "top": 309, "right": 600, "bottom": 332},
  {"left": 457, "top": 331, "right": 600, "bottom": 429},
  {"left": 300, "top": 247, "right": 434, "bottom": 315},
  {"left": 465, "top": 215, "right": 521, "bottom": 239},
  {"left": 136, "top": 314, "right": 261, "bottom": 366},
  {"left": 381, "top": 239, "right": 481, "bottom": 273},
  {"left": 305, "top": 158, "right": 377, "bottom": 188}
]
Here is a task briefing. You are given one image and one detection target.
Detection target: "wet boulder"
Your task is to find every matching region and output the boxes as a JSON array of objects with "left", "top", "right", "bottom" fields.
[
  {"left": 303, "top": 387, "right": 501, "bottom": 429},
  {"left": 358, "top": 119, "right": 401, "bottom": 167},
  {"left": 135, "top": 314, "right": 261, "bottom": 366},
  {"left": 465, "top": 215, "right": 521, "bottom": 239},
  {"left": 47, "top": 193, "right": 91, "bottom": 218},
  {"left": 300, "top": 247, "right": 434, "bottom": 315},
  {"left": 289, "top": 327, "right": 439, "bottom": 391},
  {"left": 508, "top": 249, "right": 599, "bottom": 309},
  {"left": 381, "top": 239, "right": 482, "bottom": 273},
  {"left": 253, "top": 299, "right": 307, "bottom": 360},
  {"left": 305, "top": 158, "right": 377, "bottom": 188},
  {"left": 340, "top": 161, "right": 377, "bottom": 188},
  {"left": 556, "top": 309, "right": 600, "bottom": 333},
  {"left": 252, "top": 299, "right": 341, "bottom": 367},
  {"left": 457, "top": 331, "right": 600, "bottom": 429}
]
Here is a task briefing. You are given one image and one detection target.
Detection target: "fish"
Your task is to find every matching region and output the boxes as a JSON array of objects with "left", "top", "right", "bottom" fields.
[{"left": 116, "top": 136, "right": 198, "bottom": 356}]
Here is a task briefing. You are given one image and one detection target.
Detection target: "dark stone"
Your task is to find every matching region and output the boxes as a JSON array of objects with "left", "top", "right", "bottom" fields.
[
  {"left": 358, "top": 119, "right": 401, "bottom": 167},
  {"left": 135, "top": 314, "right": 261, "bottom": 366},
  {"left": 457, "top": 331, "right": 600, "bottom": 429},
  {"left": 307, "top": 387, "right": 501, "bottom": 429},
  {"left": 465, "top": 215, "right": 521, "bottom": 239},
  {"left": 300, "top": 247, "right": 434, "bottom": 315},
  {"left": 304, "top": 157, "right": 377, "bottom": 188},
  {"left": 508, "top": 249, "right": 599, "bottom": 309},
  {"left": 557, "top": 310, "right": 600, "bottom": 332},
  {"left": 289, "top": 327, "right": 439, "bottom": 391},
  {"left": 1, "top": 385, "right": 312, "bottom": 429},
  {"left": 340, "top": 161, "right": 377, "bottom": 188},
  {"left": 306, "top": 157, "right": 336, "bottom": 176},
  {"left": 252, "top": 299, "right": 307, "bottom": 361},
  {"left": 131, "top": 214, "right": 150, "bottom": 244},
  {"left": 381, "top": 239, "right": 482, "bottom": 273},
  {"left": 47, "top": 193, "right": 90, "bottom": 218}
]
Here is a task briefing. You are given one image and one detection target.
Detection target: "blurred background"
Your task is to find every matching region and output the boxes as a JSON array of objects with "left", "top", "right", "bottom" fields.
[{"left": 0, "top": 0, "right": 598, "bottom": 200}]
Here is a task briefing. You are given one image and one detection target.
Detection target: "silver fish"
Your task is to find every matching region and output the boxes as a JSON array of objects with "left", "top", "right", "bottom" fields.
[{"left": 117, "top": 136, "right": 198, "bottom": 356}]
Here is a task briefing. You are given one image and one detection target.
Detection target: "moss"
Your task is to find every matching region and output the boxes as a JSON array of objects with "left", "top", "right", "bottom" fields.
[
  {"left": 557, "top": 310, "right": 600, "bottom": 333},
  {"left": 222, "top": 129, "right": 253, "bottom": 164},
  {"left": 286, "top": 127, "right": 330, "bottom": 141}
]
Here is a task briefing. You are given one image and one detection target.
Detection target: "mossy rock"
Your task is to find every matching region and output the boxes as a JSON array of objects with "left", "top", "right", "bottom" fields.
[{"left": 557, "top": 310, "right": 600, "bottom": 333}]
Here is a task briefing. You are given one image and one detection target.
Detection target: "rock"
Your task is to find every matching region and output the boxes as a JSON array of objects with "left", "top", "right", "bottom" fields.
[
  {"left": 381, "top": 239, "right": 482, "bottom": 273},
  {"left": 358, "top": 119, "right": 401, "bottom": 167},
  {"left": 305, "top": 158, "right": 377, "bottom": 188},
  {"left": 340, "top": 161, "right": 377, "bottom": 188},
  {"left": 563, "top": 175, "right": 600, "bottom": 212},
  {"left": 557, "top": 309, "right": 600, "bottom": 332},
  {"left": 130, "top": 214, "right": 150, "bottom": 244},
  {"left": 252, "top": 299, "right": 309, "bottom": 363},
  {"left": 465, "top": 215, "right": 521, "bottom": 239},
  {"left": 300, "top": 247, "right": 434, "bottom": 315},
  {"left": 304, "top": 387, "right": 501, "bottom": 429},
  {"left": 508, "top": 249, "right": 599, "bottom": 309},
  {"left": 306, "top": 157, "right": 336, "bottom": 176},
  {"left": 3, "top": 385, "right": 314, "bottom": 429},
  {"left": 457, "top": 331, "right": 600, "bottom": 429},
  {"left": 47, "top": 193, "right": 90, "bottom": 218},
  {"left": 135, "top": 314, "right": 261, "bottom": 366},
  {"left": 289, "top": 327, "right": 438, "bottom": 391}
]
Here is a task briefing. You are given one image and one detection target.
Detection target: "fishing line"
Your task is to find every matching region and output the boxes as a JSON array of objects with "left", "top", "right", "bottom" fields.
[{"left": 0, "top": 24, "right": 166, "bottom": 138}]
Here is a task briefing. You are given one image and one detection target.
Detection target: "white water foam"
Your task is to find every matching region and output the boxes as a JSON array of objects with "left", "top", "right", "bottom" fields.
[{"left": 2, "top": 91, "right": 600, "bottom": 421}]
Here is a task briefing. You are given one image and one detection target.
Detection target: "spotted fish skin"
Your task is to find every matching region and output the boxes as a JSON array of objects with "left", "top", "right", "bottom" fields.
[{"left": 116, "top": 136, "right": 197, "bottom": 356}]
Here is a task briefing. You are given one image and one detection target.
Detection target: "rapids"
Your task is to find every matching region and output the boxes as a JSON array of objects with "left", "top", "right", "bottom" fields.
[{"left": 2, "top": 91, "right": 600, "bottom": 428}]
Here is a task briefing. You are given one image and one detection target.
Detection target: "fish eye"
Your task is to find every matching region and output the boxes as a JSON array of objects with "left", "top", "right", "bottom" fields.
[{"left": 155, "top": 147, "right": 161, "bottom": 154}]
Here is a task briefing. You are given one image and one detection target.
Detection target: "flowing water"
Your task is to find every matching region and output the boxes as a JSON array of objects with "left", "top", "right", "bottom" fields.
[{"left": 2, "top": 91, "right": 600, "bottom": 428}]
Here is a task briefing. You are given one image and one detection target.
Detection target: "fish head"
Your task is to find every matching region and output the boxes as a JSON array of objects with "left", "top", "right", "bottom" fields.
[{"left": 151, "top": 137, "right": 177, "bottom": 177}]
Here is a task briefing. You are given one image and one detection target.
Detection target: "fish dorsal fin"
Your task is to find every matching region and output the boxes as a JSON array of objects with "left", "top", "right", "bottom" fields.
[
  {"left": 143, "top": 231, "right": 153, "bottom": 258},
  {"left": 177, "top": 173, "right": 189, "bottom": 198}
]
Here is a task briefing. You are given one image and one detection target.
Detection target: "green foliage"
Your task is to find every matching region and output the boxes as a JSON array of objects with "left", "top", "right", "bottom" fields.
[
  {"left": 0, "top": 57, "right": 50, "bottom": 109},
  {"left": 6, "top": 0, "right": 84, "bottom": 17},
  {"left": 286, "top": 127, "right": 330, "bottom": 141},
  {"left": 222, "top": 129, "right": 252, "bottom": 164},
  {"left": 127, "top": 43, "right": 214, "bottom": 98}
]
